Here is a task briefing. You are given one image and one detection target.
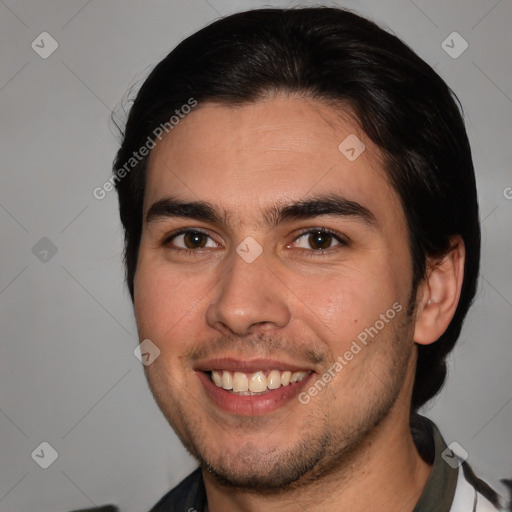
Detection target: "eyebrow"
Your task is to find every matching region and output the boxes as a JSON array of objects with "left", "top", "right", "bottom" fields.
[
  {"left": 145, "top": 195, "right": 377, "bottom": 228},
  {"left": 269, "top": 196, "right": 377, "bottom": 227}
]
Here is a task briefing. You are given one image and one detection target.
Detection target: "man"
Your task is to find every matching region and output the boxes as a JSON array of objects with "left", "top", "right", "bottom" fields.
[{"left": 109, "top": 6, "right": 510, "bottom": 512}]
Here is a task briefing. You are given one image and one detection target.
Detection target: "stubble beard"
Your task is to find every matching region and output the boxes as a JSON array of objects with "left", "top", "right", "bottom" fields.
[{"left": 153, "top": 324, "right": 415, "bottom": 495}]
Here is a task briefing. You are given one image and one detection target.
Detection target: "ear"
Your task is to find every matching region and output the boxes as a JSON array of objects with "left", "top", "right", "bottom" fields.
[{"left": 413, "top": 235, "right": 465, "bottom": 345}]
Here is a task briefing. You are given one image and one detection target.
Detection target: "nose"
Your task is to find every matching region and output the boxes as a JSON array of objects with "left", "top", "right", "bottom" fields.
[{"left": 205, "top": 248, "right": 291, "bottom": 336}]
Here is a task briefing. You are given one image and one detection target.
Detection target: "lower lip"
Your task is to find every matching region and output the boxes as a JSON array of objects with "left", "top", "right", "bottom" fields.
[{"left": 196, "top": 371, "right": 314, "bottom": 416}]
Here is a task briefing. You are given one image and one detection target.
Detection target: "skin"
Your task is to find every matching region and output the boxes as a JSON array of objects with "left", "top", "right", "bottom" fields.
[{"left": 133, "top": 94, "right": 465, "bottom": 512}]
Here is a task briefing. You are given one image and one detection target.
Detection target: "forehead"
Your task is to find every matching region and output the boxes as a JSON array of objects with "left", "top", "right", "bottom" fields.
[{"left": 144, "top": 94, "right": 400, "bottom": 225}]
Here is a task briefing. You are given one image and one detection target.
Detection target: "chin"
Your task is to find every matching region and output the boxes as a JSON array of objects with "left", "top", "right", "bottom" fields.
[{"left": 201, "top": 438, "right": 328, "bottom": 492}]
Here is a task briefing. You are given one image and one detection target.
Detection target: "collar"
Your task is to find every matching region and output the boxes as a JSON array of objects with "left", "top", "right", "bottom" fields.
[{"left": 411, "top": 414, "right": 459, "bottom": 511}]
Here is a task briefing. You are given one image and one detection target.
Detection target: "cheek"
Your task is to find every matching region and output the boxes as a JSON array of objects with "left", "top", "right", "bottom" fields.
[
  {"left": 296, "top": 262, "right": 403, "bottom": 346},
  {"left": 133, "top": 259, "right": 206, "bottom": 345}
]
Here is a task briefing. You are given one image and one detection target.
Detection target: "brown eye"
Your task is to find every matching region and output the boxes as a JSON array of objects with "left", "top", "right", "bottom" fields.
[
  {"left": 291, "top": 229, "right": 346, "bottom": 252},
  {"left": 183, "top": 231, "right": 208, "bottom": 248},
  {"left": 307, "top": 231, "right": 334, "bottom": 250},
  {"left": 168, "top": 230, "right": 218, "bottom": 250}
]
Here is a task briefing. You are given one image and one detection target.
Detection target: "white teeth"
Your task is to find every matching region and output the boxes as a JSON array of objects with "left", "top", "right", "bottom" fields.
[
  {"left": 281, "top": 370, "right": 292, "bottom": 386},
  {"left": 233, "top": 372, "right": 249, "bottom": 392},
  {"left": 222, "top": 371, "right": 233, "bottom": 390},
  {"left": 290, "top": 371, "right": 309, "bottom": 383},
  {"left": 211, "top": 370, "right": 222, "bottom": 387},
  {"left": 249, "top": 371, "right": 268, "bottom": 392},
  {"left": 211, "top": 369, "right": 310, "bottom": 392},
  {"left": 267, "top": 370, "right": 282, "bottom": 389}
]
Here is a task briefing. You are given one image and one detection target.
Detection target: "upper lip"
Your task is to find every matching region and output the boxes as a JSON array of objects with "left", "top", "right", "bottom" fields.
[{"left": 194, "top": 357, "right": 314, "bottom": 374}]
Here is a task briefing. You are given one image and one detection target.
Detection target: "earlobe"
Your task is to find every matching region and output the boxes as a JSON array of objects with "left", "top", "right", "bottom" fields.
[{"left": 413, "top": 235, "right": 465, "bottom": 346}]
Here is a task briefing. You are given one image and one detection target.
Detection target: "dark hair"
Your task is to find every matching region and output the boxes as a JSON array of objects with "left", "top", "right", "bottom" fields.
[{"left": 113, "top": 7, "right": 480, "bottom": 410}]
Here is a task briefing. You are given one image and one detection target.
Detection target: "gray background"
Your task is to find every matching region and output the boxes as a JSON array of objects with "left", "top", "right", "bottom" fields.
[{"left": 1, "top": 0, "right": 511, "bottom": 511}]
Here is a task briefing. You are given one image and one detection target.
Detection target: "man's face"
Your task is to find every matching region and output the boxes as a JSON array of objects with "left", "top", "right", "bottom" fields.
[{"left": 134, "top": 95, "right": 418, "bottom": 490}]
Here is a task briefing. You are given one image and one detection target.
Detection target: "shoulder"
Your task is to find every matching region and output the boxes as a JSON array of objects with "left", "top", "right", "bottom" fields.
[{"left": 411, "top": 414, "right": 511, "bottom": 511}]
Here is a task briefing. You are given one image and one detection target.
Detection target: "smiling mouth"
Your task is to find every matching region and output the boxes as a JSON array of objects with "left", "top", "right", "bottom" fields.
[{"left": 207, "top": 369, "right": 312, "bottom": 395}]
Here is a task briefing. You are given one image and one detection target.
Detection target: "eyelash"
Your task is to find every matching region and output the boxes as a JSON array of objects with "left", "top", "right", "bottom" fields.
[
  {"left": 292, "top": 227, "right": 348, "bottom": 254},
  {"left": 162, "top": 228, "right": 217, "bottom": 256},
  {"left": 162, "top": 227, "right": 348, "bottom": 255}
]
